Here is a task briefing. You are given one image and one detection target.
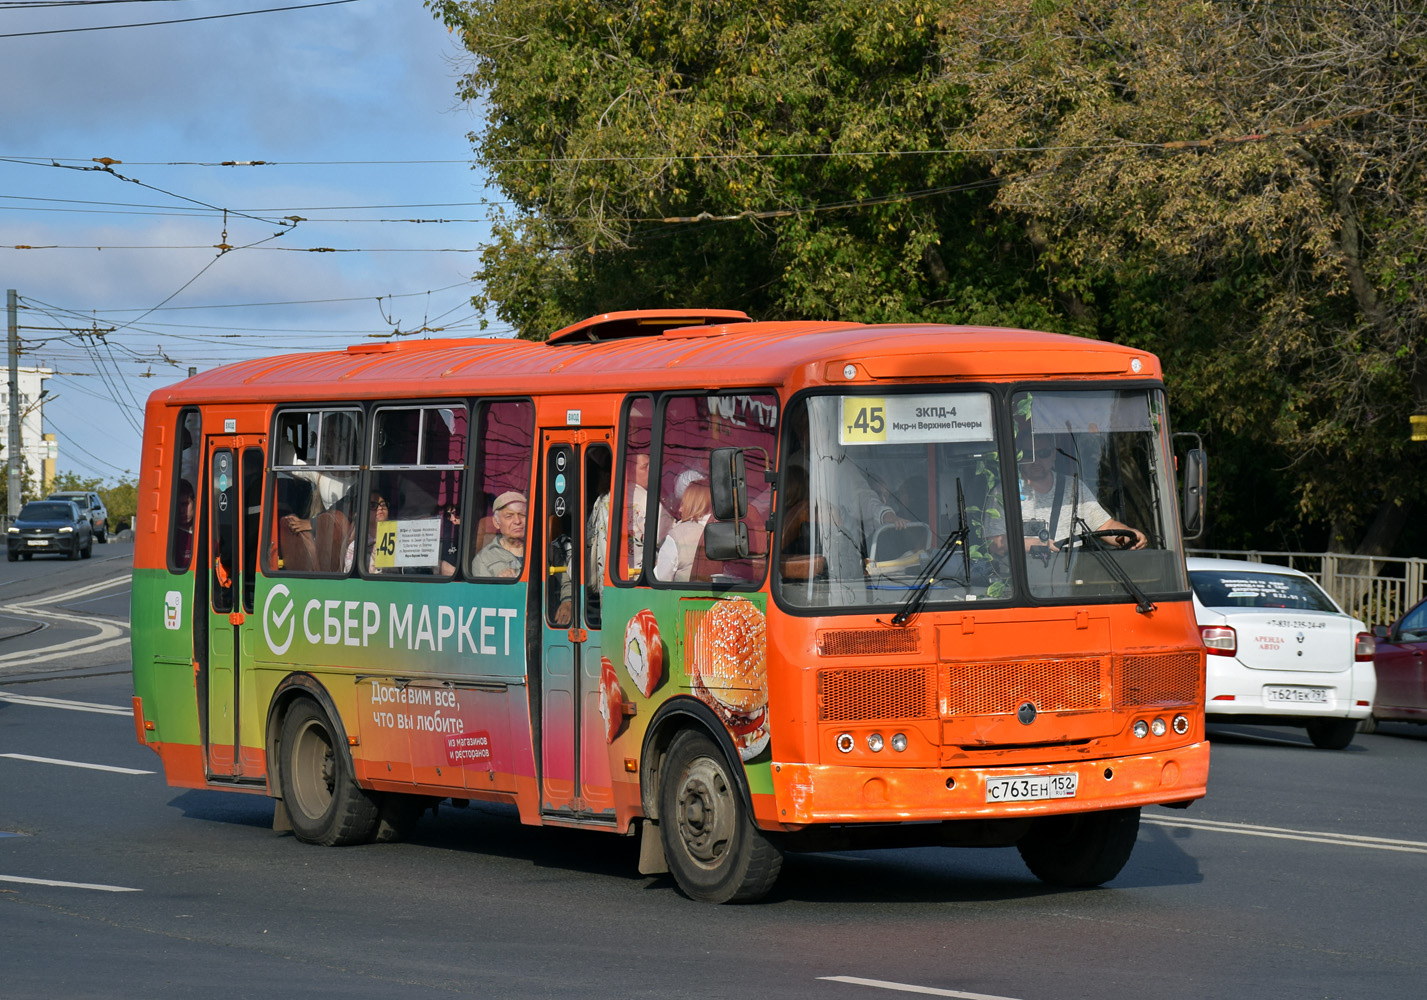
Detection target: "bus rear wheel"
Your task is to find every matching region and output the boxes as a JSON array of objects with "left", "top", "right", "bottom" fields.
[
  {"left": 278, "top": 698, "right": 380, "bottom": 846},
  {"left": 1016, "top": 807, "right": 1140, "bottom": 887},
  {"left": 657, "top": 729, "right": 782, "bottom": 903}
]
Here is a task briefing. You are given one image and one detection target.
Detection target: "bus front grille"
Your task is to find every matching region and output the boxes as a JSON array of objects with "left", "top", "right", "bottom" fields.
[
  {"left": 1116, "top": 651, "right": 1200, "bottom": 707},
  {"left": 818, "top": 667, "right": 936, "bottom": 721},
  {"left": 945, "top": 658, "right": 1105, "bottom": 716},
  {"left": 816, "top": 627, "right": 922, "bottom": 657}
]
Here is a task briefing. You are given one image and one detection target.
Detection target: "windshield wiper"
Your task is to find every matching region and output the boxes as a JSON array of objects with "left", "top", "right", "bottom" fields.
[
  {"left": 891, "top": 478, "right": 970, "bottom": 626},
  {"left": 1070, "top": 514, "right": 1157, "bottom": 615}
]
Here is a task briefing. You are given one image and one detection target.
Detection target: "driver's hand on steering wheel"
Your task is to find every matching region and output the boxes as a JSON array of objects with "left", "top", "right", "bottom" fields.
[{"left": 1119, "top": 528, "right": 1147, "bottom": 550}]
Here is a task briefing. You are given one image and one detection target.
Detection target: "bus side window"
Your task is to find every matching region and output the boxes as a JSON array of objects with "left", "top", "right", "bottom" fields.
[
  {"left": 266, "top": 408, "right": 362, "bottom": 575},
  {"left": 615, "top": 396, "right": 659, "bottom": 582},
  {"left": 470, "top": 399, "right": 535, "bottom": 580},
  {"left": 168, "top": 409, "right": 201, "bottom": 572},
  {"left": 367, "top": 405, "right": 467, "bottom": 577},
  {"left": 583, "top": 443, "right": 612, "bottom": 626}
]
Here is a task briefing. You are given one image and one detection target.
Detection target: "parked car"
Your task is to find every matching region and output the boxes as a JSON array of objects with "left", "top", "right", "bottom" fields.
[
  {"left": 47, "top": 490, "right": 109, "bottom": 543},
  {"left": 1368, "top": 597, "right": 1427, "bottom": 727},
  {"left": 6, "top": 499, "right": 94, "bottom": 561},
  {"left": 1188, "top": 557, "right": 1375, "bottom": 749}
]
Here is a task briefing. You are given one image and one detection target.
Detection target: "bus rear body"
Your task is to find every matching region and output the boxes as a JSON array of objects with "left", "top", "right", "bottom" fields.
[{"left": 130, "top": 311, "right": 1208, "bottom": 902}]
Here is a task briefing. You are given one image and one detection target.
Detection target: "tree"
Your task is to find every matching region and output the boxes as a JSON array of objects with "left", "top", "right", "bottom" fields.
[
  {"left": 50, "top": 470, "right": 138, "bottom": 533},
  {"left": 430, "top": 0, "right": 1427, "bottom": 554}
]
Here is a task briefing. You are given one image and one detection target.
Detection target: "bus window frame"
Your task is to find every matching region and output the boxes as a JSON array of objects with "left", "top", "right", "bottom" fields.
[
  {"left": 264, "top": 403, "right": 367, "bottom": 579},
  {"left": 769, "top": 381, "right": 1192, "bottom": 617},
  {"left": 362, "top": 399, "right": 470, "bottom": 582},
  {"left": 609, "top": 393, "right": 653, "bottom": 589},
  {"left": 467, "top": 395, "right": 538, "bottom": 586},
  {"left": 645, "top": 388, "right": 777, "bottom": 593},
  {"left": 166, "top": 406, "right": 202, "bottom": 574}
]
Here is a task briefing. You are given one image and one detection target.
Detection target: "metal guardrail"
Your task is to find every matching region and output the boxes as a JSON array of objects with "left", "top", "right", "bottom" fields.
[{"left": 1189, "top": 549, "right": 1427, "bottom": 627}]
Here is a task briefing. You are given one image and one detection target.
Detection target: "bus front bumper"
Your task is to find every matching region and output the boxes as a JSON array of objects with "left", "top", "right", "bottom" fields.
[{"left": 768, "top": 741, "right": 1209, "bottom": 826}]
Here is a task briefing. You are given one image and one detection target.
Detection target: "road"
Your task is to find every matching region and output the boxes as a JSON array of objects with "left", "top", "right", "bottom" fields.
[{"left": 2, "top": 551, "right": 1425, "bottom": 999}]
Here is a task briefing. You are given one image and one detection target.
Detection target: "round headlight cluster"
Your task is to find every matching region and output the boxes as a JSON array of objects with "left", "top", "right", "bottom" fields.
[
  {"left": 1131, "top": 714, "right": 1192, "bottom": 739},
  {"left": 835, "top": 731, "right": 910, "bottom": 753}
]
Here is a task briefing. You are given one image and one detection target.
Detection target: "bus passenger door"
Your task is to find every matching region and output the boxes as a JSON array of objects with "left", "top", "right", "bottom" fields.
[
  {"left": 203, "top": 437, "right": 266, "bottom": 780},
  {"left": 538, "top": 429, "right": 615, "bottom": 823}
]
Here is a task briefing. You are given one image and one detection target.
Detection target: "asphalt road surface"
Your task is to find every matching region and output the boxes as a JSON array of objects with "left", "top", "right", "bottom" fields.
[{"left": 2, "top": 551, "right": 1425, "bottom": 999}]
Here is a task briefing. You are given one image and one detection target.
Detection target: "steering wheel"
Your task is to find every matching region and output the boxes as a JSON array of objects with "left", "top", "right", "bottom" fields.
[{"left": 1050, "top": 528, "right": 1139, "bottom": 551}]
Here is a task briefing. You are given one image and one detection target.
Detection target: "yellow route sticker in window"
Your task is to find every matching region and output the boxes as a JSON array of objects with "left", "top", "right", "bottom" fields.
[{"left": 841, "top": 397, "right": 888, "bottom": 444}]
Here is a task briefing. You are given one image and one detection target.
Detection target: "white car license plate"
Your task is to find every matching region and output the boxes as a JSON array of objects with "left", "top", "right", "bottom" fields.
[
  {"left": 985, "top": 773, "right": 1078, "bottom": 804},
  {"left": 26, "top": 539, "right": 46, "bottom": 547},
  {"left": 1265, "top": 685, "right": 1329, "bottom": 704}
]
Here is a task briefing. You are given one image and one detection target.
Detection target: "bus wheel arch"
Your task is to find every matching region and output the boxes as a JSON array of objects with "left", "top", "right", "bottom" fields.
[
  {"left": 639, "top": 698, "right": 783, "bottom": 903},
  {"left": 266, "top": 674, "right": 380, "bottom": 846}
]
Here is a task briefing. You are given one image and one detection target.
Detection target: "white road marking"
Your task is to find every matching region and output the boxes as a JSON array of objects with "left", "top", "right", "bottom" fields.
[
  {"left": 0, "top": 692, "right": 131, "bottom": 716},
  {"left": 821, "top": 977, "right": 1023, "bottom": 1000},
  {"left": 1144, "top": 815, "right": 1427, "bottom": 854},
  {"left": 0, "top": 875, "right": 140, "bottom": 893},
  {"left": 0, "top": 572, "right": 132, "bottom": 666},
  {"left": 0, "top": 753, "right": 153, "bottom": 775}
]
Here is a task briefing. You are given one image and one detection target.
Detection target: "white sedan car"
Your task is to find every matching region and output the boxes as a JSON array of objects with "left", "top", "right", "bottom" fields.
[{"left": 1188, "top": 557, "right": 1376, "bottom": 749}]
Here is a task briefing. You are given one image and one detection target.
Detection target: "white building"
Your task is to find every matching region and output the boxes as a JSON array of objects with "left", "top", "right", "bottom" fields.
[{"left": 0, "top": 366, "right": 54, "bottom": 484}]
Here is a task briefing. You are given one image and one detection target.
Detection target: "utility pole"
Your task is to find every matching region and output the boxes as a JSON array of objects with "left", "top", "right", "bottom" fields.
[{"left": 7, "top": 289, "right": 19, "bottom": 519}]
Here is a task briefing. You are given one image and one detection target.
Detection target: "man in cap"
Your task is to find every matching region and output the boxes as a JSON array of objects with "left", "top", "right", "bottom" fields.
[{"left": 471, "top": 491, "right": 528, "bottom": 578}]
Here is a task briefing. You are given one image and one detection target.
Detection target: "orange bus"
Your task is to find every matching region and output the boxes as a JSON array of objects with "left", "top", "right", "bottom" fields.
[{"left": 130, "top": 309, "right": 1210, "bottom": 902}]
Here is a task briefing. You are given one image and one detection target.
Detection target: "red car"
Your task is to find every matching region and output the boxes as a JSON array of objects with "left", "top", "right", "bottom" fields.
[{"left": 1370, "top": 598, "right": 1427, "bottom": 726}]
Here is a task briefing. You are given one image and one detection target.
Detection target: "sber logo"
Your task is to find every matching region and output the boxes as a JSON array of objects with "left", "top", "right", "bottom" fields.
[{"left": 263, "top": 584, "right": 296, "bottom": 655}]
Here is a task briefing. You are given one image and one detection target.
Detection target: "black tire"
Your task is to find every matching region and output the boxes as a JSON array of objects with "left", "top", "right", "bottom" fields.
[
  {"left": 372, "top": 794, "right": 426, "bottom": 843},
  {"left": 657, "top": 728, "right": 782, "bottom": 903},
  {"left": 21, "top": 553, "right": 31, "bottom": 560},
  {"left": 1306, "top": 717, "right": 1358, "bottom": 750},
  {"left": 6, "top": 551, "right": 15, "bottom": 562},
  {"left": 97, "top": 522, "right": 107, "bottom": 544},
  {"left": 1358, "top": 714, "right": 1378, "bottom": 735},
  {"left": 67, "top": 542, "right": 79, "bottom": 560},
  {"left": 1017, "top": 807, "right": 1140, "bottom": 887},
  {"left": 81, "top": 539, "right": 92, "bottom": 559},
  {"left": 277, "top": 698, "right": 380, "bottom": 846}
]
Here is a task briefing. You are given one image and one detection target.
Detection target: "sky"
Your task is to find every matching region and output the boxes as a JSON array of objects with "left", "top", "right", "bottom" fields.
[{"left": 1, "top": 0, "right": 504, "bottom": 484}]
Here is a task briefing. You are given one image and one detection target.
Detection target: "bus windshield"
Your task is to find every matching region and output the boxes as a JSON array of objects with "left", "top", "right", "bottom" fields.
[{"left": 777, "top": 387, "right": 1186, "bottom": 610}]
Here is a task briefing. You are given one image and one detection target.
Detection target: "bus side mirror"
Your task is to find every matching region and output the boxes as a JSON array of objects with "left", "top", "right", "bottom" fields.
[
  {"left": 703, "top": 519, "right": 749, "bottom": 561},
  {"left": 709, "top": 447, "right": 747, "bottom": 521},
  {"left": 1181, "top": 448, "right": 1207, "bottom": 540}
]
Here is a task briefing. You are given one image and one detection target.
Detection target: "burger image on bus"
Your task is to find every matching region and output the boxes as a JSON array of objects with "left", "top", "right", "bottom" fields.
[{"left": 689, "top": 598, "right": 769, "bottom": 760}]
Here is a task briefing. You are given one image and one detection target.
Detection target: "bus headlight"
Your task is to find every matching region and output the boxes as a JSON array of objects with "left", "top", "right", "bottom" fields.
[
  {"left": 1132, "top": 720, "right": 1149, "bottom": 739},
  {"left": 836, "top": 733, "right": 855, "bottom": 754},
  {"left": 890, "top": 733, "right": 908, "bottom": 752},
  {"left": 1173, "top": 714, "right": 1190, "bottom": 735},
  {"left": 1151, "top": 717, "right": 1167, "bottom": 737},
  {"left": 866, "top": 733, "right": 884, "bottom": 752}
]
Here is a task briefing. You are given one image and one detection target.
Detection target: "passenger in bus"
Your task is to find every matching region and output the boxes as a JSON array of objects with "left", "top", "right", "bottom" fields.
[
  {"left": 344, "top": 494, "right": 388, "bottom": 574},
  {"left": 173, "top": 480, "right": 197, "bottom": 566},
  {"left": 438, "top": 502, "right": 461, "bottom": 576},
  {"left": 470, "top": 491, "right": 528, "bottom": 578},
  {"left": 626, "top": 452, "right": 673, "bottom": 575},
  {"left": 655, "top": 473, "right": 713, "bottom": 582},
  {"left": 986, "top": 434, "right": 1146, "bottom": 555}
]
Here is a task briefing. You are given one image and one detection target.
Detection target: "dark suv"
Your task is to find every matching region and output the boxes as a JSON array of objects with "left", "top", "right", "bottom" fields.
[
  {"left": 47, "top": 490, "right": 109, "bottom": 543},
  {"left": 7, "top": 499, "right": 94, "bottom": 560}
]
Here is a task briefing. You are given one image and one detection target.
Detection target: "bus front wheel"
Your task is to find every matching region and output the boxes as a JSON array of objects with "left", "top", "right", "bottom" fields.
[
  {"left": 657, "top": 729, "right": 782, "bottom": 903},
  {"left": 277, "top": 698, "right": 380, "bottom": 846},
  {"left": 1016, "top": 807, "right": 1140, "bottom": 887}
]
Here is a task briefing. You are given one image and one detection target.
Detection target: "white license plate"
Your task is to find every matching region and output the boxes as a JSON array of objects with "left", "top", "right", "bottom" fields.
[
  {"left": 1265, "top": 685, "right": 1329, "bottom": 704},
  {"left": 26, "top": 539, "right": 46, "bottom": 547},
  {"left": 985, "top": 773, "right": 1079, "bottom": 803}
]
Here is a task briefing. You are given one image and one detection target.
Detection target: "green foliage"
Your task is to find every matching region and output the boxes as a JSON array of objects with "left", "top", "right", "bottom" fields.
[
  {"left": 49, "top": 470, "right": 138, "bottom": 532},
  {"left": 432, "top": 0, "right": 1427, "bottom": 554}
]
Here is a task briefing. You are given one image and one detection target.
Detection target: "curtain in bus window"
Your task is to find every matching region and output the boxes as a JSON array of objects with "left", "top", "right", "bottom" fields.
[
  {"left": 653, "top": 393, "right": 776, "bottom": 586},
  {"left": 267, "top": 407, "right": 362, "bottom": 575},
  {"left": 367, "top": 405, "right": 468, "bottom": 576},
  {"left": 471, "top": 400, "right": 534, "bottom": 576}
]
